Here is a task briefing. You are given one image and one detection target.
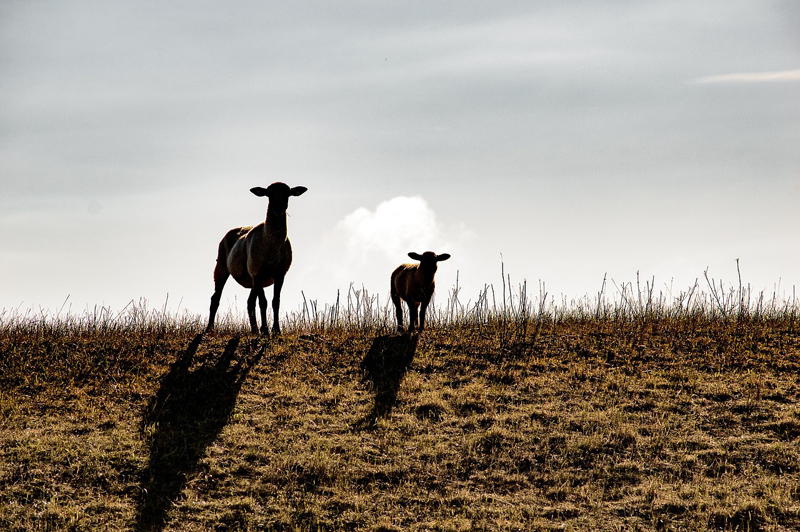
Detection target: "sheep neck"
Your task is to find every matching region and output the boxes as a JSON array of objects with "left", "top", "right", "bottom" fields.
[
  {"left": 416, "top": 266, "right": 437, "bottom": 287},
  {"left": 265, "top": 203, "right": 288, "bottom": 240},
  {"left": 419, "top": 264, "right": 437, "bottom": 278}
]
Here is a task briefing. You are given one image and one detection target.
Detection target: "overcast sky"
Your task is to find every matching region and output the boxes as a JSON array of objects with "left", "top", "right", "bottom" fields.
[{"left": 2, "top": 1, "right": 798, "bottom": 320}]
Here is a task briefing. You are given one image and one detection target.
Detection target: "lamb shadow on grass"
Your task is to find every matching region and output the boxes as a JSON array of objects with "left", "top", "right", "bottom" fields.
[
  {"left": 135, "top": 333, "right": 265, "bottom": 532},
  {"left": 355, "top": 333, "right": 418, "bottom": 429}
]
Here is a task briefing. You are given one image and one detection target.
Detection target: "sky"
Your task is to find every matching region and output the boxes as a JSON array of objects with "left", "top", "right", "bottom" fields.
[{"left": 2, "top": 1, "right": 799, "bottom": 321}]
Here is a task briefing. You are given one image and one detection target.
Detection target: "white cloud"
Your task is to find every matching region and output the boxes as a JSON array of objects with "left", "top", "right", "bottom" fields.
[
  {"left": 293, "top": 196, "right": 473, "bottom": 307},
  {"left": 337, "top": 196, "right": 443, "bottom": 261},
  {"left": 695, "top": 69, "right": 800, "bottom": 83}
]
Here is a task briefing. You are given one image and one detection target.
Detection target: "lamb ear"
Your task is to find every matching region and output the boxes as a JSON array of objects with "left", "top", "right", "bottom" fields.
[
  {"left": 408, "top": 252, "right": 423, "bottom": 261},
  {"left": 290, "top": 186, "right": 308, "bottom": 197},
  {"left": 250, "top": 187, "right": 269, "bottom": 197},
  {"left": 436, "top": 253, "right": 451, "bottom": 262}
]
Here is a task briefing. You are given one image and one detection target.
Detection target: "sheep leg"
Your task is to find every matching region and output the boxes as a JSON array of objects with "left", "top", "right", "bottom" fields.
[
  {"left": 391, "top": 292, "right": 404, "bottom": 332},
  {"left": 256, "top": 285, "right": 269, "bottom": 335},
  {"left": 247, "top": 288, "right": 260, "bottom": 334},
  {"left": 419, "top": 301, "right": 429, "bottom": 331},
  {"left": 207, "top": 265, "right": 229, "bottom": 331},
  {"left": 408, "top": 302, "right": 420, "bottom": 332},
  {"left": 271, "top": 276, "right": 284, "bottom": 335}
]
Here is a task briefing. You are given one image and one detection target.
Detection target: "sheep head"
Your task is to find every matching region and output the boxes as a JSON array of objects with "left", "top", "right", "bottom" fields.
[
  {"left": 250, "top": 182, "right": 307, "bottom": 210},
  {"left": 408, "top": 251, "right": 450, "bottom": 274}
]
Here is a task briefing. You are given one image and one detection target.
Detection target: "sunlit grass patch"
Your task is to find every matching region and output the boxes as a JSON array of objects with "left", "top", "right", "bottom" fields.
[{"left": 1, "top": 270, "right": 799, "bottom": 530}]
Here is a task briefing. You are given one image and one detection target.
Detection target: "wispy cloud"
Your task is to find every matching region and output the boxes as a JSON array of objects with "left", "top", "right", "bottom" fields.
[{"left": 695, "top": 69, "right": 800, "bottom": 84}]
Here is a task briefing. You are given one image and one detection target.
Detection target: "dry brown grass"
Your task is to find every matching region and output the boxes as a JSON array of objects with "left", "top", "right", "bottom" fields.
[{"left": 2, "top": 286, "right": 800, "bottom": 531}]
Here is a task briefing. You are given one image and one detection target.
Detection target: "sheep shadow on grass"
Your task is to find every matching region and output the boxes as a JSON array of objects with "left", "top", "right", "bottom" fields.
[
  {"left": 135, "top": 333, "right": 265, "bottom": 532},
  {"left": 356, "top": 333, "right": 419, "bottom": 428}
]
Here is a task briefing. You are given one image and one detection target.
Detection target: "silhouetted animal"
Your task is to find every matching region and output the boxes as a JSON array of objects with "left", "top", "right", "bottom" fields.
[
  {"left": 207, "top": 182, "right": 307, "bottom": 335},
  {"left": 391, "top": 251, "right": 450, "bottom": 332}
]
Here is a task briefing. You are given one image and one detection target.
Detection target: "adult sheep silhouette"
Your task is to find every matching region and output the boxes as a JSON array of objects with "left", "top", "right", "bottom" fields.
[
  {"left": 207, "top": 182, "right": 307, "bottom": 335},
  {"left": 391, "top": 251, "right": 450, "bottom": 333}
]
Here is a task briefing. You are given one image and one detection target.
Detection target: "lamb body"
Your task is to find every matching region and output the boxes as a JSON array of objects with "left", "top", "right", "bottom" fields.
[{"left": 391, "top": 251, "right": 450, "bottom": 332}]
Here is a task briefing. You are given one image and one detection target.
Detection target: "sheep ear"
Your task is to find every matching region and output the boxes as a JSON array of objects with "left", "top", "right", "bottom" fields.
[
  {"left": 250, "top": 187, "right": 269, "bottom": 197},
  {"left": 436, "top": 253, "right": 451, "bottom": 262},
  {"left": 290, "top": 186, "right": 307, "bottom": 197},
  {"left": 408, "top": 252, "right": 423, "bottom": 261}
]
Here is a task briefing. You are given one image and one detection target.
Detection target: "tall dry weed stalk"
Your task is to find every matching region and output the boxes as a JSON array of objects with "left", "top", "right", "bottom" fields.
[{"left": 2, "top": 263, "right": 797, "bottom": 339}]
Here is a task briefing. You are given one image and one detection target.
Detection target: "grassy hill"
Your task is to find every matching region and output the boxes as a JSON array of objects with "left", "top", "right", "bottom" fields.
[{"left": 2, "top": 291, "right": 800, "bottom": 531}]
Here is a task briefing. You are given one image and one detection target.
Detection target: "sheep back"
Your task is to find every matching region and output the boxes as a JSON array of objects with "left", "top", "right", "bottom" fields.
[
  {"left": 223, "top": 223, "right": 292, "bottom": 289},
  {"left": 391, "top": 264, "right": 434, "bottom": 304}
]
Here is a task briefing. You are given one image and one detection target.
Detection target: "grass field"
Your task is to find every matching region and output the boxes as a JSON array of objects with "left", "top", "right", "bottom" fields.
[{"left": 2, "top": 279, "right": 800, "bottom": 531}]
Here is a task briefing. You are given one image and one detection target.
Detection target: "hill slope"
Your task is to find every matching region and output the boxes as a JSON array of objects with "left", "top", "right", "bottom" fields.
[{"left": 2, "top": 317, "right": 800, "bottom": 531}]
